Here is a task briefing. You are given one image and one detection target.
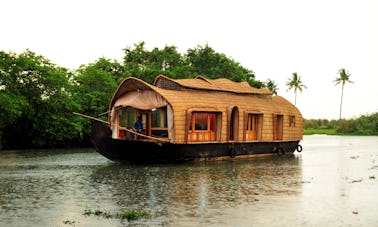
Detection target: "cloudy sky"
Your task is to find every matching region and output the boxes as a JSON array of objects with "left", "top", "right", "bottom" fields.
[{"left": 1, "top": 0, "right": 377, "bottom": 119}]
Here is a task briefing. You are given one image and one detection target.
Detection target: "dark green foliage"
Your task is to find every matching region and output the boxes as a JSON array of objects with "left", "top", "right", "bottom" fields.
[
  {"left": 185, "top": 44, "right": 259, "bottom": 86},
  {"left": 266, "top": 79, "right": 279, "bottom": 95},
  {"left": 0, "top": 50, "right": 82, "bottom": 149},
  {"left": 123, "top": 42, "right": 188, "bottom": 83},
  {"left": 304, "top": 113, "right": 378, "bottom": 135},
  {"left": 73, "top": 58, "right": 120, "bottom": 116},
  {"left": 337, "top": 113, "right": 378, "bottom": 135},
  {"left": 123, "top": 42, "right": 263, "bottom": 86},
  {"left": 83, "top": 207, "right": 150, "bottom": 221},
  {"left": 72, "top": 58, "right": 121, "bottom": 144},
  {"left": 116, "top": 209, "right": 151, "bottom": 220}
]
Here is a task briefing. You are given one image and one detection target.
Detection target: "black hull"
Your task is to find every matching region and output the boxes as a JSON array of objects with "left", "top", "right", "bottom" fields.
[{"left": 91, "top": 120, "right": 300, "bottom": 164}]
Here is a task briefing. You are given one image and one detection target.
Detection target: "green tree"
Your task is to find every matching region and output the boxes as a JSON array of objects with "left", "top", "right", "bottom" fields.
[
  {"left": 265, "top": 79, "right": 278, "bottom": 95},
  {"left": 185, "top": 44, "right": 264, "bottom": 87},
  {"left": 286, "top": 72, "right": 307, "bottom": 105},
  {"left": 122, "top": 42, "right": 264, "bottom": 87},
  {"left": 123, "top": 42, "right": 188, "bottom": 83},
  {"left": 0, "top": 51, "right": 29, "bottom": 149},
  {"left": 334, "top": 68, "right": 353, "bottom": 120},
  {"left": 0, "top": 50, "right": 81, "bottom": 149},
  {"left": 73, "top": 58, "right": 121, "bottom": 143}
]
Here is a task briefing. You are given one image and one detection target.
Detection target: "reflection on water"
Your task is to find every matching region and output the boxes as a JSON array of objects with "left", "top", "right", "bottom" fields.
[
  {"left": 88, "top": 155, "right": 302, "bottom": 225},
  {"left": 1, "top": 136, "right": 378, "bottom": 226}
]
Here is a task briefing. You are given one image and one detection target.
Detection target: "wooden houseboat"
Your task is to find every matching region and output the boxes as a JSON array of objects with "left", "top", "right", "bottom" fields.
[{"left": 89, "top": 75, "right": 303, "bottom": 163}]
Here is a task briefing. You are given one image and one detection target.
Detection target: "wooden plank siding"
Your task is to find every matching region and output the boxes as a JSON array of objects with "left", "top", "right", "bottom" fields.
[
  {"left": 157, "top": 89, "right": 302, "bottom": 144},
  {"left": 109, "top": 76, "right": 303, "bottom": 144}
]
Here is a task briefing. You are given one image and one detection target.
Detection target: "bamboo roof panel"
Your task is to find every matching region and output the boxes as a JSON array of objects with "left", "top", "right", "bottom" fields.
[{"left": 154, "top": 75, "right": 272, "bottom": 95}]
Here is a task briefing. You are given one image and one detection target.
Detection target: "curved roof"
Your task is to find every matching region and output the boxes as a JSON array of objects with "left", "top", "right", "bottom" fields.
[
  {"left": 110, "top": 76, "right": 298, "bottom": 116},
  {"left": 153, "top": 75, "right": 272, "bottom": 95},
  {"left": 109, "top": 77, "right": 156, "bottom": 110}
]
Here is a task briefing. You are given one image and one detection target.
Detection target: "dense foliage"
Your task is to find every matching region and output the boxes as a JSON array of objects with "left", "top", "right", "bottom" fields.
[
  {"left": 0, "top": 43, "right": 266, "bottom": 150},
  {"left": 304, "top": 113, "right": 378, "bottom": 135},
  {"left": 0, "top": 50, "right": 82, "bottom": 149}
]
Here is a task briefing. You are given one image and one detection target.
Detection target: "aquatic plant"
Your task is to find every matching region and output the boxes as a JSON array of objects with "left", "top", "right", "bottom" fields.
[
  {"left": 349, "top": 178, "right": 363, "bottom": 183},
  {"left": 83, "top": 207, "right": 92, "bottom": 216},
  {"left": 83, "top": 207, "right": 150, "bottom": 221},
  {"left": 62, "top": 219, "right": 76, "bottom": 225},
  {"left": 116, "top": 209, "right": 151, "bottom": 220},
  {"left": 83, "top": 207, "right": 113, "bottom": 219},
  {"left": 224, "top": 181, "right": 238, "bottom": 189}
]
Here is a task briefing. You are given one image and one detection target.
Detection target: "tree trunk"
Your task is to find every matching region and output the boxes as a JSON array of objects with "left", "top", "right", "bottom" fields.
[{"left": 339, "top": 84, "right": 344, "bottom": 120}]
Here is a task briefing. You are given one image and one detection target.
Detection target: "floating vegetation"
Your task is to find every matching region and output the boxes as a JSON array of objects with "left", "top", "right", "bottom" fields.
[
  {"left": 349, "top": 156, "right": 359, "bottom": 160},
  {"left": 369, "top": 175, "right": 375, "bottom": 179},
  {"left": 116, "top": 209, "right": 151, "bottom": 220},
  {"left": 225, "top": 181, "right": 238, "bottom": 189},
  {"left": 284, "top": 180, "right": 311, "bottom": 186},
  {"left": 349, "top": 178, "right": 363, "bottom": 183},
  {"left": 62, "top": 219, "right": 77, "bottom": 225},
  {"left": 83, "top": 207, "right": 113, "bottom": 219},
  {"left": 83, "top": 207, "right": 150, "bottom": 221}
]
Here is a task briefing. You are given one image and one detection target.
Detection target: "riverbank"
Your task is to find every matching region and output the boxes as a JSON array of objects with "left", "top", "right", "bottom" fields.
[
  {"left": 304, "top": 128, "right": 378, "bottom": 136},
  {"left": 304, "top": 113, "right": 378, "bottom": 136}
]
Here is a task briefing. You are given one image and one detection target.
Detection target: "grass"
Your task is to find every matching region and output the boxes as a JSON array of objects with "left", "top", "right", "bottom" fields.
[{"left": 304, "top": 127, "right": 378, "bottom": 136}]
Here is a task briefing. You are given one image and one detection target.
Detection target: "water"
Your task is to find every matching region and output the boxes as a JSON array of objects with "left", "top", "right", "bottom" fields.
[{"left": 0, "top": 136, "right": 377, "bottom": 226}]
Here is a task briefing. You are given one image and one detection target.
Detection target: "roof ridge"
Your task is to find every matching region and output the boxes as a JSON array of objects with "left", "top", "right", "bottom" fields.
[{"left": 194, "top": 75, "right": 213, "bottom": 84}]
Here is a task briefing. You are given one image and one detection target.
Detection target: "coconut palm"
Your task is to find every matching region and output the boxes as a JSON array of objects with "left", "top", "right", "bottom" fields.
[
  {"left": 286, "top": 72, "right": 307, "bottom": 105},
  {"left": 334, "top": 68, "right": 353, "bottom": 120},
  {"left": 266, "top": 79, "right": 278, "bottom": 95}
]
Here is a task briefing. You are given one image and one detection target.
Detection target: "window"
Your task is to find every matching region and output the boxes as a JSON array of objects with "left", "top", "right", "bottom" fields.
[
  {"left": 189, "top": 113, "right": 215, "bottom": 131},
  {"left": 151, "top": 107, "right": 168, "bottom": 138},
  {"left": 151, "top": 107, "right": 167, "bottom": 128},
  {"left": 188, "top": 112, "right": 217, "bottom": 142},
  {"left": 116, "top": 106, "right": 136, "bottom": 139},
  {"left": 289, "top": 115, "right": 296, "bottom": 127},
  {"left": 126, "top": 107, "right": 135, "bottom": 128},
  {"left": 246, "top": 114, "right": 262, "bottom": 140}
]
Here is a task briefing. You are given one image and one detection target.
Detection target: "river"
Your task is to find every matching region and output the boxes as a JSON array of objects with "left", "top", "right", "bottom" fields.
[{"left": 1, "top": 135, "right": 378, "bottom": 226}]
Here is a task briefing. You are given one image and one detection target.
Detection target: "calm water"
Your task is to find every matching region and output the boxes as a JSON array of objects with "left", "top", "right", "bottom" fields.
[{"left": 1, "top": 135, "right": 378, "bottom": 226}]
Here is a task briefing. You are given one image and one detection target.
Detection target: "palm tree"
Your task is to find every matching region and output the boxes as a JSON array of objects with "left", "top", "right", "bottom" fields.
[
  {"left": 286, "top": 72, "right": 307, "bottom": 105},
  {"left": 266, "top": 79, "right": 278, "bottom": 95},
  {"left": 334, "top": 68, "right": 353, "bottom": 120}
]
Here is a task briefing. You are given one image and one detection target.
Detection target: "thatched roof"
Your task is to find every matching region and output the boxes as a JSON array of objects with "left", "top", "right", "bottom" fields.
[
  {"left": 153, "top": 75, "right": 272, "bottom": 95},
  {"left": 110, "top": 76, "right": 297, "bottom": 116}
]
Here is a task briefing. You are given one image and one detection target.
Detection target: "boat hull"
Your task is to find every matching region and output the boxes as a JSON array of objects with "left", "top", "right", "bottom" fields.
[{"left": 91, "top": 120, "right": 300, "bottom": 163}]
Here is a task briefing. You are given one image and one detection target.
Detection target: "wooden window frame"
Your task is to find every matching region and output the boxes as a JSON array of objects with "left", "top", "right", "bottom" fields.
[
  {"left": 188, "top": 112, "right": 218, "bottom": 142},
  {"left": 150, "top": 107, "right": 168, "bottom": 138},
  {"left": 245, "top": 113, "right": 263, "bottom": 141},
  {"left": 289, "top": 115, "right": 296, "bottom": 127}
]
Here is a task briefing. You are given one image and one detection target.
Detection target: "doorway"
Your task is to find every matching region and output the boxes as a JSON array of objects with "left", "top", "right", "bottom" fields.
[{"left": 229, "top": 107, "right": 239, "bottom": 141}]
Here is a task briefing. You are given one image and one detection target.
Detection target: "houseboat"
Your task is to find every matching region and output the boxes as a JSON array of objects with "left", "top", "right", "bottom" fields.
[{"left": 89, "top": 75, "right": 303, "bottom": 163}]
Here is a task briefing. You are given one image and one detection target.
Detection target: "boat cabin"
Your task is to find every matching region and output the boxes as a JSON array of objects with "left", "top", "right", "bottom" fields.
[{"left": 108, "top": 75, "right": 303, "bottom": 144}]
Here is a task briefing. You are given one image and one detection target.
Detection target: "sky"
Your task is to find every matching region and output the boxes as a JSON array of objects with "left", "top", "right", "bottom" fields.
[{"left": 1, "top": 0, "right": 377, "bottom": 119}]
